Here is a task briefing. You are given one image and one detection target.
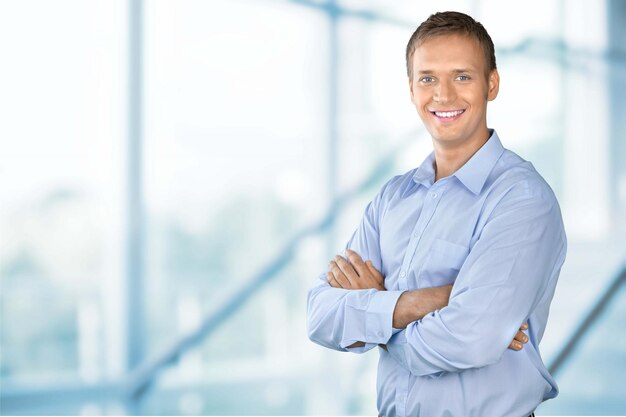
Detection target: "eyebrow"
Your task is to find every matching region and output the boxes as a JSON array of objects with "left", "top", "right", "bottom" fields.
[
  {"left": 452, "top": 68, "right": 475, "bottom": 73},
  {"left": 417, "top": 68, "right": 475, "bottom": 74}
]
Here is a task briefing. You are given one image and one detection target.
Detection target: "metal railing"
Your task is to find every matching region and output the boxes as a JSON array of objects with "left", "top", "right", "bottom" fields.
[{"left": 548, "top": 264, "right": 626, "bottom": 376}]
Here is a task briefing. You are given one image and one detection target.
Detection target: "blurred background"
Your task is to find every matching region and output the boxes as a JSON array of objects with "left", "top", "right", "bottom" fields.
[{"left": 1, "top": 0, "right": 625, "bottom": 415}]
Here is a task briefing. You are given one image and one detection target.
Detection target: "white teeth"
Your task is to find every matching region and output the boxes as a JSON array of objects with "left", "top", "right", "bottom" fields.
[{"left": 434, "top": 110, "right": 464, "bottom": 118}]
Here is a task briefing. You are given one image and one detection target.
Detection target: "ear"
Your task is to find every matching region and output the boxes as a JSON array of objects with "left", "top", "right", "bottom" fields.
[{"left": 487, "top": 69, "right": 499, "bottom": 101}]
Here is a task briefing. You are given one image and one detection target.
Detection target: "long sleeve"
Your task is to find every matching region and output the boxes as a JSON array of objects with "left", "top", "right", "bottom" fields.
[
  {"left": 307, "top": 178, "right": 404, "bottom": 353},
  {"left": 386, "top": 181, "right": 567, "bottom": 375}
]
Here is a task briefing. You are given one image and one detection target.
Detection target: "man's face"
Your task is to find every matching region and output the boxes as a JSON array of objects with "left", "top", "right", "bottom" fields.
[{"left": 409, "top": 34, "right": 499, "bottom": 149}]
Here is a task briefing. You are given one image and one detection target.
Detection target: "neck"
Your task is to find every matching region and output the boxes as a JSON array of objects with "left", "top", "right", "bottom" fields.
[{"left": 433, "top": 129, "right": 490, "bottom": 181}]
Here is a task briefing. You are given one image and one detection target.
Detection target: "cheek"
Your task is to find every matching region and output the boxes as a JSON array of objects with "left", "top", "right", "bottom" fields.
[{"left": 411, "top": 91, "right": 429, "bottom": 110}]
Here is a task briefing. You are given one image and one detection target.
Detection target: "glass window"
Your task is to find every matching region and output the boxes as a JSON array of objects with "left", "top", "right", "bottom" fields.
[{"left": 0, "top": 0, "right": 127, "bottom": 389}]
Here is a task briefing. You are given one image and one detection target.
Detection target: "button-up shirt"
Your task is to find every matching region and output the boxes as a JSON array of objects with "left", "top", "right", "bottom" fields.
[{"left": 307, "top": 130, "right": 567, "bottom": 417}]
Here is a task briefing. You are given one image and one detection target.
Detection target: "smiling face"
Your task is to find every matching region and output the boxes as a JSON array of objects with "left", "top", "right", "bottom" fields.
[{"left": 409, "top": 34, "right": 499, "bottom": 151}]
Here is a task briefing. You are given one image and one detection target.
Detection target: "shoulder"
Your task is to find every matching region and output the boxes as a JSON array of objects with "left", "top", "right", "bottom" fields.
[
  {"left": 486, "top": 149, "right": 559, "bottom": 208},
  {"left": 376, "top": 167, "right": 420, "bottom": 201},
  {"left": 477, "top": 151, "right": 566, "bottom": 246}
]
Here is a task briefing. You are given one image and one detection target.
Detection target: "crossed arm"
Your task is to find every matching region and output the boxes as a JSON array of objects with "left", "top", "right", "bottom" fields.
[{"left": 327, "top": 249, "right": 529, "bottom": 351}]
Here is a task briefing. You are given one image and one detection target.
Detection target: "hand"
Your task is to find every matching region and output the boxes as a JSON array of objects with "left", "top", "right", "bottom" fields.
[
  {"left": 508, "top": 323, "right": 529, "bottom": 351},
  {"left": 327, "top": 249, "right": 385, "bottom": 290}
]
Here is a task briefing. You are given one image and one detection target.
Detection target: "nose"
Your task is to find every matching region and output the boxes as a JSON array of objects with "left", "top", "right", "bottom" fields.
[{"left": 433, "top": 79, "right": 455, "bottom": 104}]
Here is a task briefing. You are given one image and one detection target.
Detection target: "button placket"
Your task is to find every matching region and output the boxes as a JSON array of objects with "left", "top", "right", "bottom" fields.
[{"left": 398, "top": 183, "right": 448, "bottom": 287}]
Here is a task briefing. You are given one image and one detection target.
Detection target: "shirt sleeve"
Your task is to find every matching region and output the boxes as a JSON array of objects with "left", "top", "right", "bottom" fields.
[
  {"left": 386, "top": 181, "right": 567, "bottom": 375},
  {"left": 307, "top": 178, "right": 404, "bottom": 353}
]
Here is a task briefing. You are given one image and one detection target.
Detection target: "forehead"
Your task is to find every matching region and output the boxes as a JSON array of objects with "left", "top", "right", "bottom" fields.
[{"left": 412, "top": 34, "right": 485, "bottom": 73}]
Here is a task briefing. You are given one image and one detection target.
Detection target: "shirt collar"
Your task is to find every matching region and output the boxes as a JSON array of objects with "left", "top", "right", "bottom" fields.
[
  {"left": 411, "top": 129, "right": 504, "bottom": 195},
  {"left": 412, "top": 152, "right": 437, "bottom": 188},
  {"left": 453, "top": 129, "right": 504, "bottom": 195}
]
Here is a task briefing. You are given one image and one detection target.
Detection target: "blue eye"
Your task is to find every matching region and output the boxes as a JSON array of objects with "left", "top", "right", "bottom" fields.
[
  {"left": 420, "top": 76, "right": 435, "bottom": 83},
  {"left": 456, "top": 75, "right": 470, "bottom": 81}
]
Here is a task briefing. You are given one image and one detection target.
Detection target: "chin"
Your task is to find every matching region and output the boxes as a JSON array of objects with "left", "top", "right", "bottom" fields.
[{"left": 428, "top": 128, "right": 461, "bottom": 144}]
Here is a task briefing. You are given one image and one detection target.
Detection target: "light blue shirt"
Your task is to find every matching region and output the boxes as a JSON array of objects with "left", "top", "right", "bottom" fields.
[{"left": 307, "top": 130, "right": 567, "bottom": 417}]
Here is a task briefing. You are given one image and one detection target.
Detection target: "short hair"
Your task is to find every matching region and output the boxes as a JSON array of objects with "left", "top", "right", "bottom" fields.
[{"left": 405, "top": 11, "right": 497, "bottom": 80}]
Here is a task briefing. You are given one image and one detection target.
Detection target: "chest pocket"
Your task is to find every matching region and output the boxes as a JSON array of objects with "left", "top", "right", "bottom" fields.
[{"left": 418, "top": 238, "right": 469, "bottom": 287}]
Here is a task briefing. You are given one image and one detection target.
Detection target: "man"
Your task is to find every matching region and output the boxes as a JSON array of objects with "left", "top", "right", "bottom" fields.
[{"left": 307, "top": 11, "right": 566, "bottom": 417}]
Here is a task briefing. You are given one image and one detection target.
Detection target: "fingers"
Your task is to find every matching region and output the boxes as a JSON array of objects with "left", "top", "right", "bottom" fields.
[
  {"left": 346, "top": 249, "right": 368, "bottom": 277},
  {"left": 366, "top": 260, "right": 384, "bottom": 284},
  {"left": 346, "top": 249, "right": 385, "bottom": 288},
  {"left": 508, "top": 340, "right": 523, "bottom": 351},
  {"left": 328, "top": 261, "right": 351, "bottom": 288},
  {"left": 345, "top": 250, "right": 385, "bottom": 290},
  {"left": 514, "top": 329, "right": 529, "bottom": 345},
  {"left": 333, "top": 255, "right": 358, "bottom": 285},
  {"left": 509, "top": 327, "right": 529, "bottom": 351},
  {"left": 327, "top": 271, "right": 341, "bottom": 288},
  {"left": 328, "top": 250, "right": 386, "bottom": 290}
]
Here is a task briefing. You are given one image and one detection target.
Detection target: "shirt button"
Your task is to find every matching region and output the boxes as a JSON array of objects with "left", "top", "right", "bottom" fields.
[
  {"left": 413, "top": 232, "right": 419, "bottom": 237},
  {"left": 399, "top": 271, "right": 406, "bottom": 278},
  {"left": 378, "top": 331, "right": 384, "bottom": 338},
  {"left": 431, "top": 192, "right": 437, "bottom": 198}
]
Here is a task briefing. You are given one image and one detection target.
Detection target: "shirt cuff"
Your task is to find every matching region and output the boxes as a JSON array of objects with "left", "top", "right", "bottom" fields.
[
  {"left": 386, "top": 327, "right": 444, "bottom": 378},
  {"left": 365, "top": 290, "right": 404, "bottom": 343},
  {"left": 386, "top": 328, "right": 408, "bottom": 367}
]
